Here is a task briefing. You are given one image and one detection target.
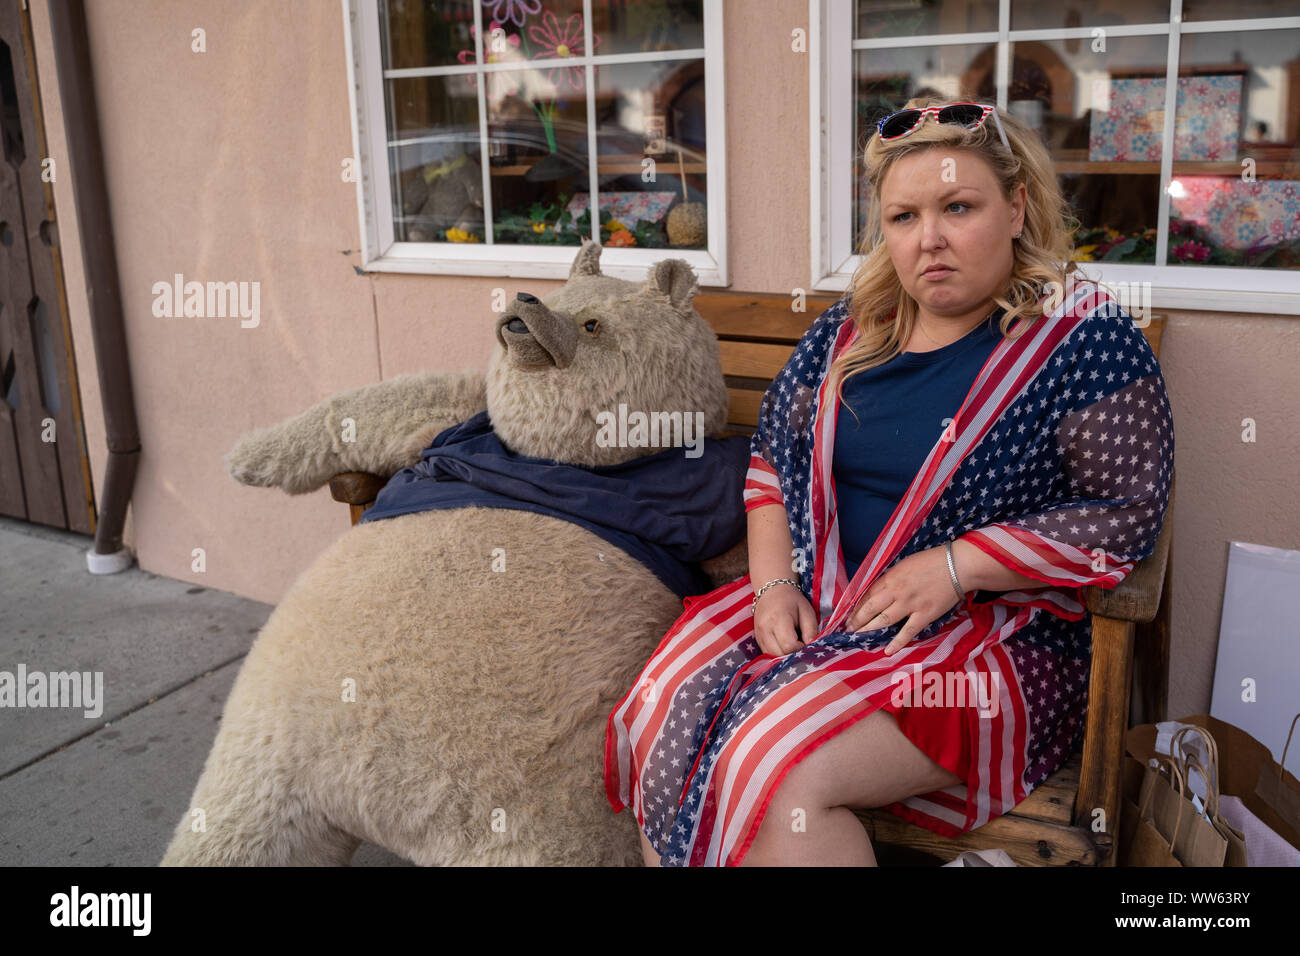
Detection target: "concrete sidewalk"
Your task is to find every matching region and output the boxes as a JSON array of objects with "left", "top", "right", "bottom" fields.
[{"left": 0, "top": 516, "right": 409, "bottom": 866}]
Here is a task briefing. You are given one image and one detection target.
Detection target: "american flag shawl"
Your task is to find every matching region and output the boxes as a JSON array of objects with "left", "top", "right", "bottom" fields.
[{"left": 604, "top": 279, "right": 1174, "bottom": 866}]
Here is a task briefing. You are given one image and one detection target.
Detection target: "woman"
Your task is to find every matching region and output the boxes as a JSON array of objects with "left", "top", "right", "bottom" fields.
[{"left": 604, "top": 98, "right": 1174, "bottom": 866}]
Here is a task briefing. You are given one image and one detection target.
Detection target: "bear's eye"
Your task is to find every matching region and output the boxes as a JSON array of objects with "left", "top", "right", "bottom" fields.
[{"left": 583, "top": 319, "right": 600, "bottom": 335}]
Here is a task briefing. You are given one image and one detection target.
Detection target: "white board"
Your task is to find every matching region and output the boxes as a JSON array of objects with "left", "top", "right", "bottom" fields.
[{"left": 1210, "top": 540, "right": 1300, "bottom": 775}]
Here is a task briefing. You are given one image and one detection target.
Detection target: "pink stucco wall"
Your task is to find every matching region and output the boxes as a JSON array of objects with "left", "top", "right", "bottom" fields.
[{"left": 28, "top": 0, "right": 1300, "bottom": 719}]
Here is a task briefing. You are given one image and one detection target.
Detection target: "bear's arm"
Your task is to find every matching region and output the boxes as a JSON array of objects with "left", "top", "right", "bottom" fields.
[{"left": 224, "top": 370, "right": 488, "bottom": 494}]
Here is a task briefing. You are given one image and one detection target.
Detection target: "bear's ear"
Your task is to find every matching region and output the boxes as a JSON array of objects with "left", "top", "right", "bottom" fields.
[
  {"left": 569, "top": 238, "right": 603, "bottom": 279},
  {"left": 644, "top": 258, "right": 699, "bottom": 313}
]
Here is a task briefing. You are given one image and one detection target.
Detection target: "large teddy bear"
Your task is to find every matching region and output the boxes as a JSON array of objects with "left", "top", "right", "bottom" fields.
[{"left": 161, "top": 241, "right": 751, "bottom": 866}]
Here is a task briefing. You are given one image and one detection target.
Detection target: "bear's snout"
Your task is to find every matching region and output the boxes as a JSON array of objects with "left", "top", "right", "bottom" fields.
[{"left": 495, "top": 295, "right": 578, "bottom": 370}]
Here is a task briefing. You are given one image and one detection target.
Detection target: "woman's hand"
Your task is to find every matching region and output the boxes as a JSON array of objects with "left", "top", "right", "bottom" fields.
[
  {"left": 845, "top": 546, "right": 963, "bottom": 656},
  {"left": 753, "top": 583, "right": 819, "bottom": 657}
]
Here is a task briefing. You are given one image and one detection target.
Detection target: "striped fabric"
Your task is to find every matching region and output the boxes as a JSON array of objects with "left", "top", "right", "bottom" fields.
[{"left": 605, "top": 280, "right": 1174, "bottom": 865}]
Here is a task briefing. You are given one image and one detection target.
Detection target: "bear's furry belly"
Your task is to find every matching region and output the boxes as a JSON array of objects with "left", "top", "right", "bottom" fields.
[{"left": 176, "top": 506, "right": 685, "bottom": 866}]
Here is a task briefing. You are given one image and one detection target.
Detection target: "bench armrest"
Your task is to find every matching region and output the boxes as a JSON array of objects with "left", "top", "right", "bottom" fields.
[
  {"left": 329, "top": 471, "right": 389, "bottom": 525},
  {"left": 1082, "top": 478, "right": 1175, "bottom": 624},
  {"left": 328, "top": 471, "right": 388, "bottom": 505}
]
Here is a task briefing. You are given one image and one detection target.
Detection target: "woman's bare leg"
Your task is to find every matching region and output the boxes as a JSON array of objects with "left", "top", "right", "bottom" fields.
[{"left": 740, "top": 709, "right": 961, "bottom": 866}]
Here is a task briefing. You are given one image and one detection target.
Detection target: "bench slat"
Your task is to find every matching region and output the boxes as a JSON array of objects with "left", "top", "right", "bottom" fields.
[
  {"left": 726, "top": 388, "right": 763, "bottom": 429},
  {"left": 697, "top": 291, "right": 841, "bottom": 341},
  {"left": 718, "top": 340, "right": 796, "bottom": 380},
  {"left": 703, "top": 293, "right": 1164, "bottom": 362}
]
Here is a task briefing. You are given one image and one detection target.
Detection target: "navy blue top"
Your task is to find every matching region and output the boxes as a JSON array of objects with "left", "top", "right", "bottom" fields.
[
  {"left": 833, "top": 309, "right": 1004, "bottom": 582},
  {"left": 356, "top": 411, "right": 751, "bottom": 599}
]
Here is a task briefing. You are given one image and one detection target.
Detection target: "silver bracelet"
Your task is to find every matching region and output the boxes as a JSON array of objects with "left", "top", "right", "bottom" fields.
[
  {"left": 751, "top": 577, "right": 800, "bottom": 611},
  {"left": 944, "top": 541, "right": 966, "bottom": 600}
]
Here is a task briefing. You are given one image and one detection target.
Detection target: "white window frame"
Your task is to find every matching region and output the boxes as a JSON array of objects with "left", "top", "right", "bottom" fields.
[
  {"left": 343, "top": 0, "right": 728, "bottom": 285},
  {"left": 810, "top": 0, "right": 1300, "bottom": 315}
]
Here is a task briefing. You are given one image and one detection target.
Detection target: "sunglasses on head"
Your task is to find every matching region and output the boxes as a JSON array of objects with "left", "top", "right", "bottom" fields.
[{"left": 875, "top": 102, "right": 1010, "bottom": 151}]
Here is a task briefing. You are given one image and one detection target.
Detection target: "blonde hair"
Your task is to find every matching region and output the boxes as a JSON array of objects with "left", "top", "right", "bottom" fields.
[{"left": 831, "top": 95, "right": 1083, "bottom": 407}]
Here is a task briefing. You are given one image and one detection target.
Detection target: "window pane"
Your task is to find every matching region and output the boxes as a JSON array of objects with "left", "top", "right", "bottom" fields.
[
  {"left": 591, "top": 0, "right": 705, "bottom": 56},
  {"left": 591, "top": 61, "right": 708, "bottom": 249},
  {"left": 385, "top": 75, "right": 485, "bottom": 243},
  {"left": 384, "top": 0, "right": 681, "bottom": 69},
  {"left": 854, "top": 0, "right": 998, "bottom": 40},
  {"left": 485, "top": 68, "right": 591, "bottom": 245},
  {"left": 1184, "top": 0, "right": 1300, "bottom": 21},
  {"left": 1168, "top": 29, "right": 1300, "bottom": 271},
  {"left": 379, "top": 0, "right": 474, "bottom": 71},
  {"left": 851, "top": 44, "right": 994, "bottom": 252},
  {"left": 1009, "top": 1, "right": 1171, "bottom": 31},
  {"left": 1007, "top": 35, "right": 1172, "bottom": 265},
  {"left": 486, "top": 0, "right": 705, "bottom": 59},
  {"left": 377, "top": 0, "right": 588, "bottom": 67},
  {"left": 390, "top": 1, "right": 705, "bottom": 66}
]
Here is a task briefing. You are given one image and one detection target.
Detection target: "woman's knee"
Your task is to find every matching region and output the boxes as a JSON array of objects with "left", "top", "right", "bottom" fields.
[{"left": 768, "top": 709, "right": 960, "bottom": 813}]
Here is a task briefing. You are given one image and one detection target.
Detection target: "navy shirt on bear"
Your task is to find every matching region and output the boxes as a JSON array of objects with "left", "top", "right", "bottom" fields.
[{"left": 833, "top": 308, "right": 1004, "bottom": 583}]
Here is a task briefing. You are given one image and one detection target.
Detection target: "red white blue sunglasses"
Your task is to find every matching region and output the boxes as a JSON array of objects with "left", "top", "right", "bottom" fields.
[{"left": 875, "top": 102, "right": 1010, "bottom": 151}]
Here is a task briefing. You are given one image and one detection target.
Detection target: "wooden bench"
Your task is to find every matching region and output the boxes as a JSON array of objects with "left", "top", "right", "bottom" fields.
[{"left": 329, "top": 289, "right": 1173, "bottom": 867}]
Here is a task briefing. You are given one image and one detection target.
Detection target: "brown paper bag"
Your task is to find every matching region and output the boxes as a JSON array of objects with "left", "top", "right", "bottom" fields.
[
  {"left": 1137, "top": 749, "right": 1226, "bottom": 866},
  {"left": 1170, "top": 725, "right": 1247, "bottom": 867},
  {"left": 1126, "top": 714, "right": 1300, "bottom": 852},
  {"left": 1120, "top": 754, "right": 1185, "bottom": 867},
  {"left": 1254, "top": 715, "right": 1300, "bottom": 845}
]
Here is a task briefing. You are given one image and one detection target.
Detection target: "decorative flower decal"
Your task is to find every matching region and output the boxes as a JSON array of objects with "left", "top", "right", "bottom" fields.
[
  {"left": 457, "top": 19, "right": 522, "bottom": 92},
  {"left": 483, "top": 0, "right": 541, "bottom": 28},
  {"left": 528, "top": 11, "right": 600, "bottom": 91}
]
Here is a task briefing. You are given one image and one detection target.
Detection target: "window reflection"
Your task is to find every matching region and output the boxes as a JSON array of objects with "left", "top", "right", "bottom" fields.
[{"left": 1167, "top": 30, "right": 1300, "bottom": 269}]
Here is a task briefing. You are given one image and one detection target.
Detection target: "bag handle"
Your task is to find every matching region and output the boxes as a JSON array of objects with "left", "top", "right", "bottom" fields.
[
  {"left": 1171, "top": 723, "right": 1219, "bottom": 772},
  {"left": 1139, "top": 753, "right": 1187, "bottom": 842},
  {"left": 1276, "top": 713, "right": 1300, "bottom": 782},
  {"left": 1171, "top": 724, "right": 1220, "bottom": 795},
  {"left": 1182, "top": 750, "right": 1221, "bottom": 819}
]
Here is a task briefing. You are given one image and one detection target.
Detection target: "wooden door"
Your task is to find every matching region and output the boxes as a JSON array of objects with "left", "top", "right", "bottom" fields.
[{"left": 0, "top": 0, "right": 94, "bottom": 534}]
